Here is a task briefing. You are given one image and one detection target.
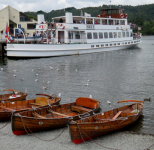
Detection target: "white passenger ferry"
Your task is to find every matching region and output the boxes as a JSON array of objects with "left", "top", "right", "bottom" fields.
[{"left": 5, "top": 8, "right": 141, "bottom": 57}]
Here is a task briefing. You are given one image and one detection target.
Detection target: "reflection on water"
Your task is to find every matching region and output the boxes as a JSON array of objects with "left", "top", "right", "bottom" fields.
[{"left": 0, "top": 36, "right": 154, "bottom": 134}]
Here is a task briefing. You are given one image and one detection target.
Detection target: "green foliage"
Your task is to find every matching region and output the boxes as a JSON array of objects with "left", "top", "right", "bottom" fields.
[
  {"left": 27, "top": 15, "right": 37, "bottom": 21},
  {"left": 23, "top": 4, "right": 154, "bottom": 35}
]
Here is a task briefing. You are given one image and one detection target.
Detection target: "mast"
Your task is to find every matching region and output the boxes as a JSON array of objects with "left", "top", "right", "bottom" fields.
[{"left": 110, "top": 1, "right": 111, "bottom": 9}]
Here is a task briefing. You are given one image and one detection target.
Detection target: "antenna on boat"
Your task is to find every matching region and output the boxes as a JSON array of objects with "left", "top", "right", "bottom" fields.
[
  {"left": 80, "top": 10, "right": 83, "bottom": 16},
  {"left": 110, "top": 1, "right": 111, "bottom": 9}
]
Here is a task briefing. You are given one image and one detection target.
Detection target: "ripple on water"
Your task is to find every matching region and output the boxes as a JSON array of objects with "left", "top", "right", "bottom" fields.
[{"left": 0, "top": 36, "right": 154, "bottom": 134}]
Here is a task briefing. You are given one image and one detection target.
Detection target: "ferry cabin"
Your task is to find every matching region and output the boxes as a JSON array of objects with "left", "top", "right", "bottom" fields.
[{"left": 36, "top": 8, "right": 138, "bottom": 46}]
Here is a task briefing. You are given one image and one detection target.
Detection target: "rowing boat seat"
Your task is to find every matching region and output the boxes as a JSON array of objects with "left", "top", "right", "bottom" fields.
[
  {"left": 3, "top": 107, "right": 14, "bottom": 111},
  {"left": 112, "top": 111, "right": 122, "bottom": 120},
  {"left": 29, "top": 103, "right": 46, "bottom": 106},
  {"left": 48, "top": 109, "right": 70, "bottom": 117},
  {"left": 32, "top": 112, "right": 47, "bottom": 118},
  {"left": 71, "top": 105, "right": 92, "bottom": 113},
  {"left": 35, "top": 97, "right": 51, "bottom": 105}
]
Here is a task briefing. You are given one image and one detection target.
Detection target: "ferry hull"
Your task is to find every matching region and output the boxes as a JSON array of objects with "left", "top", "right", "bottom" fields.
[{"left": 6, "top": 40, "right": 141, "bottom": 57}]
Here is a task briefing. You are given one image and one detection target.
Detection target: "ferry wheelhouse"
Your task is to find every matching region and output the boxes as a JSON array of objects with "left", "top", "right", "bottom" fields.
[{"left": 5, "top": 8, "right": 141, "bottom": 57}]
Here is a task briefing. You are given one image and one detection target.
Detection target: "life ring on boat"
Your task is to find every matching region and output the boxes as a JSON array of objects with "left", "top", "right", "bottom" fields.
[
  {"left": 62, "top": 26, "right": 65, "bottom": 29},
  {"left": 124, "top": 14, "right": 128, "bottom": 18},
  {"left": 5, "top": 35, "right": 13, "bottom": 43},
  {"left": 120, "top": 14, "right": 124, "bottom": 18}
]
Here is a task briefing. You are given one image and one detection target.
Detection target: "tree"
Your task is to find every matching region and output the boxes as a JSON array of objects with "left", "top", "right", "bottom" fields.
[{"left": 27, "top": 15, "right": 37, "bottom": 21}]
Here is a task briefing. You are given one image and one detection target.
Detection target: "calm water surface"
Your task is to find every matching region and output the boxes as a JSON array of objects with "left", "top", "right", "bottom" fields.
[{"left": 0, "top": 36, "right": 154, "bottom": 134}]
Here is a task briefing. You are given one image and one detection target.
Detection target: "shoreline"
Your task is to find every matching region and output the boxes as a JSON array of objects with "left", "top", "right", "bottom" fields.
[{"left": 0, "top": 122, "right": 154, "bottom": 150}]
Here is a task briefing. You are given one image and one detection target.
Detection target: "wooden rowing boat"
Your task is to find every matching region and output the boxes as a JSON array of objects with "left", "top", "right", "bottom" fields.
[
  {"left": 0, "top": 89, "right": 27, "bottom": 102},
  {"left": 11, "top": 97, "right": 101, "bottom": 135},
  {"left": 0, "top": 94, "right": 60, "bottom": 121},
  {"left": 68, "top": 100, "right": 144, "bottom": 144}
]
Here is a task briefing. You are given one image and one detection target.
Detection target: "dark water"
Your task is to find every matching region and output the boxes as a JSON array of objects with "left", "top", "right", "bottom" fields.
[{"left": 0, "top": 36, "right": 154, "bottom": 134}]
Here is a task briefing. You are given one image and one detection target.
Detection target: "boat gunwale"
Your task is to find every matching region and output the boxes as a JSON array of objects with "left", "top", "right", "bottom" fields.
[{"left": 71, "top": 102, "right": 143, "bottom": 124}]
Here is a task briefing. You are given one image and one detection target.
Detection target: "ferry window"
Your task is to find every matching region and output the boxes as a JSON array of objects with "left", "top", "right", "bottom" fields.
[
  {"left": 101, "top": 44, "right": 104, "bottom": 47},
  {"left": 87, "top": 32, "right": 92, "bottom": 39},
  {"left": 104, "top": 32, "right": 108, "bottom": 38},
  {"left": 126, "top": 32, "right": 129, "bottom": 37},
  {"left": 75, "top": 32, "right": 80, "bottom": 39},
  {"left": 109, "top": 32, "right": 113, "bottom": 38},
  {"left": 118, "top": 32, "right": 121, "bottom": 38},
  {"left": 27, "top": 24, "right": 36, "bottom": 29},
  {"left": 122, "top": 32, "right": 125, "bottom": 37},
  {"left": 130, "top": 32, "right": 133, "bottom": 37},
  {"left": 120, "top": 20, "right": 125, "bottom": 25},
  {"left": 91, "top": 45, "right": 94, "bottom": 48},
  {"left": 114, "top": 43, "right": 116, "bottom": 46},
  {"left": 105, "top": 44, "right": 108, "bottom": 46},
  {"left": 114, "top": 32, "right": 117, "bottom": 38},
  {"left": 99, "top": 32, "right": 103, "bottom": 39},
  {"left": 108, "top": 10, "right": 111, "bottom": 14},
  {"left": 96, "top": 45, "right": 99, "bottom": 47},
  {"left": 93, "top": 32, "right": 98, "bottom": 39},
  {"left": 68, "top": 32, "right": 73, "bottom": 39}
]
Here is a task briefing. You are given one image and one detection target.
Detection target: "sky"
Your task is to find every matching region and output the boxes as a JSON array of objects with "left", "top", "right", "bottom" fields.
[{"left": 0, "top": 0, "right": 154, "bottom": 12}]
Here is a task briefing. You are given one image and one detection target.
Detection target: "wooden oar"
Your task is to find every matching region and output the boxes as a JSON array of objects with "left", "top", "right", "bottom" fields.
[
  {"left": 32, "top": 112, "right": 47, "bottom": 118},
  {"left": 48, "top": 109, "right": 70, "bottom": 117},
  {"left": 118, "top": 100, "right": 144, "bottom": 103}
]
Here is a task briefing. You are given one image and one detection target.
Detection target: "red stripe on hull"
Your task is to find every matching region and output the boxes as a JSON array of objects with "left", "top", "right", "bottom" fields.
[
  {"left": 13, "top": 130, "right": 27, "bottom": 136},
  {"left": 72, "top": 134, "right": 99, "bottom": 144}
]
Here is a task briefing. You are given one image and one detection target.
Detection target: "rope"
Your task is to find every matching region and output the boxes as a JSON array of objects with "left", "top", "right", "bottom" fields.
[
  {"left": 0, "top": 111, "right": 14, "bottom": 130},
  {"left": 25, "top": 123, "right": 67, "bottom": 141},
  {"left": 124, "top": 131, "right": 154, "bottom": 150},
  {"left": 76, "top": 122, "right": 120, "bottom": 150},
  {"left": 19, "top": 115, "right": 33, "bottom": 135},
  {"left": 0, "top": 118, "right": 11, "bottom": 130},
  {"left": 20, "top": 114, "right": 67, "bottom": 141},
  {"left": 77, "top": 123, "right": 154, "bottom": 150}
]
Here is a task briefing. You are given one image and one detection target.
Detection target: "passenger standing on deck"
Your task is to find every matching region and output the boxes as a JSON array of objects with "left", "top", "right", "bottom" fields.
[
  {"left": 81, "top": 20, "right": 85, "bottom": 24},
  {"left": 59, "top": 18, "right": 63, "bottom": 23}
]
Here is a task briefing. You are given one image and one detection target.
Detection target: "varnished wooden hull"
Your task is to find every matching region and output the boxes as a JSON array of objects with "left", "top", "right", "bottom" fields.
[
  {"left": 12, "top": 114, "right": 78, "bottom": 135},
  {"left": 11, "top": 98, "right": 101, "bottom": 135},
  {"left": 0, "top": 100, "right": 60, "bottom": 122},
  {"left": 12, "top": 108, "right": 98, "bottom": 135},
  {"left": 69, "top": 102, "right": 143, "bottom": 144},
  {"left": 0, "top": 95, "right": 60, "bottom": 122},
  {"left": 0, "top": 93, "right": 27, "bottom": 102}
]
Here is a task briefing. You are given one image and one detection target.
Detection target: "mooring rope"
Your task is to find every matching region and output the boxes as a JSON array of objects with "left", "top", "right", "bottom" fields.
[
  {"left": 76, "top": 123, "right": 154, "bottom": 150},
  {"left": 0, "top": 118, "right": 11, "bottom": 130},
  {"left": 76, "top": 122, "right": 120, "bottom": 150},
  {"left": 25, "top": 124, "right": 67, "bottom": 141},
  {"left": 124, "top": 131, "right": 154, "bottom": 150},
  {"left": 19, "top": 114, "right": 68, "bottom": 141},
  {"left": 0, "top": 111, "right": 14, "bottom": 130}
]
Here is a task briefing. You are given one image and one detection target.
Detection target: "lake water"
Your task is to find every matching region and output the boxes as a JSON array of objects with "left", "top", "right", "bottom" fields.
[{"left": 0, "top": 36, "right": 154, "bottom": 135}]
